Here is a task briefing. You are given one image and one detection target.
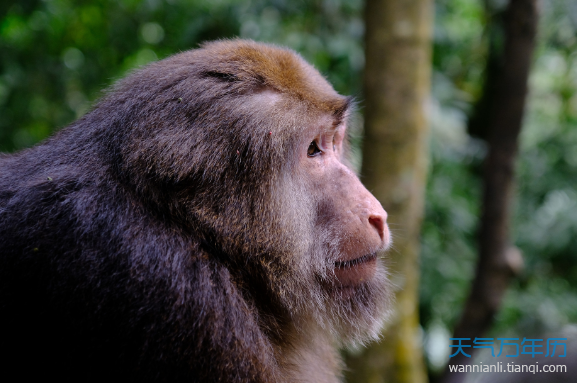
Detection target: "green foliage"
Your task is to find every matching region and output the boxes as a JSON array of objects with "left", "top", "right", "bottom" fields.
[
  {"left": 421, "top": 0, "right": 487, "bottom": 337},
  {"left": 503, "top": 2, "right": 577, "bottom": 332},
  {"left": 421, "top": 0, "right": 577, "bottom": 374},
  {"left": 0, "top": 0, "right": 363, "bottom": 152}
]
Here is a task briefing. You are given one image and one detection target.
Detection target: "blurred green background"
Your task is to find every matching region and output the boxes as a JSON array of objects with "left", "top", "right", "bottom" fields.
[{"left": 1, "top": 0, "right": 576, "bottom": 378}]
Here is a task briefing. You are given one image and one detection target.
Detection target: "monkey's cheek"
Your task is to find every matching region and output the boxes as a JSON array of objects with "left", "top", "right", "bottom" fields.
[{"left": 333, "top": 257, "right": 378, "bottom": 289}]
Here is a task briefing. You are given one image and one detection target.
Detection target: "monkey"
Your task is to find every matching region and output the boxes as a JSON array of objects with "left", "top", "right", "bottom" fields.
[{"left": 0, "top": 39, "right": 391, "bottom": 383}]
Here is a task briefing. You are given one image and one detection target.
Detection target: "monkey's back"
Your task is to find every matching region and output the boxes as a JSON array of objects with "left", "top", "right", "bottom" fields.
[{"left": 0, "top": 138, "right": 278, "bottom": 382}]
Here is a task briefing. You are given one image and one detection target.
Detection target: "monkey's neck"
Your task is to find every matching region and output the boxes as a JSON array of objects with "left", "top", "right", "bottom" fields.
[{"left": 276, "top": 324, "right": 343, "bottom": 383}]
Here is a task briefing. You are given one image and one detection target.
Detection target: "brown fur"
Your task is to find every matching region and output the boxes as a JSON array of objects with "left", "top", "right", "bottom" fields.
[{"left": 0, "top": 39, "right": 391, "bottom": 383}]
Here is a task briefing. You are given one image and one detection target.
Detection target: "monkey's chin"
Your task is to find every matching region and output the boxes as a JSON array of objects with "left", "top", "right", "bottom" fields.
[{"left": 333, "top": 253, "right": 378, "bottom": 295}]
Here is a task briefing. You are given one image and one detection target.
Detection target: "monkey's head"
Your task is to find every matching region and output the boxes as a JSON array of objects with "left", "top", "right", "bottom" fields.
[{"left": 101, "top": 39, "right": 391, "bottom": 346}]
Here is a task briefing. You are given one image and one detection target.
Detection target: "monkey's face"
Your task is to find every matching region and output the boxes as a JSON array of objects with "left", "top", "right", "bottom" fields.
[
  {"left": 286, "top": 113, "right": 392, "bottom": 343},
  {"left": 302, "top": 115, "right": 389, "bottom": 286}
]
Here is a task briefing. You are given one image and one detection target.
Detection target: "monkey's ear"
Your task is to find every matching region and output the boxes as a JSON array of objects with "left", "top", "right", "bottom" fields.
[{"left": 333, "top": 96, "right": 354, "bottom": 125}]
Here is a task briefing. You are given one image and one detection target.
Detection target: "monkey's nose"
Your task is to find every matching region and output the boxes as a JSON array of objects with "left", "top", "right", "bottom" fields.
[{"left": 368, "top": 214, "right": 386, "bottom": 242}]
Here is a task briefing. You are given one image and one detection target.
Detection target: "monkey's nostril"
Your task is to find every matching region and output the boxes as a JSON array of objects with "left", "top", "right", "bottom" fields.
[{"left": 368, "top": 216, "right": 385, "bottom": 242}]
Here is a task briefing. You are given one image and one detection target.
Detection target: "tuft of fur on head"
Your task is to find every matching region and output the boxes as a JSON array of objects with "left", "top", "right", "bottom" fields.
[{"left": 198, "top": 39, "right": 347, "bottom": 113}]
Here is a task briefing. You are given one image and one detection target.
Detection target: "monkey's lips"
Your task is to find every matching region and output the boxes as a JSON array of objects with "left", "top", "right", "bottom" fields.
[{"left": 333, "top": 252, "right": 378, "bottom": 287}]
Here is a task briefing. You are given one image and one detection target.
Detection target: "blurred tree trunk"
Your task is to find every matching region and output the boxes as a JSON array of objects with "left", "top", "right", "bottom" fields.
[
  {"left": 344, "top": 0, "right": 433, "bottom": 382},
  {"left": 441, "top": 1, "right": 538, "bottom": 382}
]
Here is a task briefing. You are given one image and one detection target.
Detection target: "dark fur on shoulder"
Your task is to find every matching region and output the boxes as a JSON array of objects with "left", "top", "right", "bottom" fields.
[{"left": 0, "top": 40, "right": 390, "bottom": 383}]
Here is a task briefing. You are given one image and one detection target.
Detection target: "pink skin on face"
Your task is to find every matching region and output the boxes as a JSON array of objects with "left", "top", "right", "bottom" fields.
[{"left": 300, "top": 116, "right": 390, "bottom": 290}]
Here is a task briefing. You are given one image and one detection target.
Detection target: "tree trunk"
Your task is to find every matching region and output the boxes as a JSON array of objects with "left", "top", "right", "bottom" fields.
[
  {"left": 441, "top": 1, "right": 538, "bottom": 382},
  {"left": 344, "top": 0, "right": 433, "bottom": 382}
]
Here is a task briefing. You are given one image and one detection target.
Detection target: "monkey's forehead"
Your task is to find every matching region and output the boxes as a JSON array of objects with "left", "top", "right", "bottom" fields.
[{"left": 169, "top": 39, "right": 349, "bottom": 115}]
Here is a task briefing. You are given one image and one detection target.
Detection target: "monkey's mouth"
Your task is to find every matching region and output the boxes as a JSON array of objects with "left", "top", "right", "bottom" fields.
[
  {"left": 333, "top": 252, "right": 378, "bottom": 288},
  {"left": 334, "top": 252, "right": 377, "bottom": 269}
]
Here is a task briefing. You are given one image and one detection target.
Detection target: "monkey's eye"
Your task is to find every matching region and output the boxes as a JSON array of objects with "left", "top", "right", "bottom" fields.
[{"left": 307, "top": 141, "right": 322, "bottom": 157}]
